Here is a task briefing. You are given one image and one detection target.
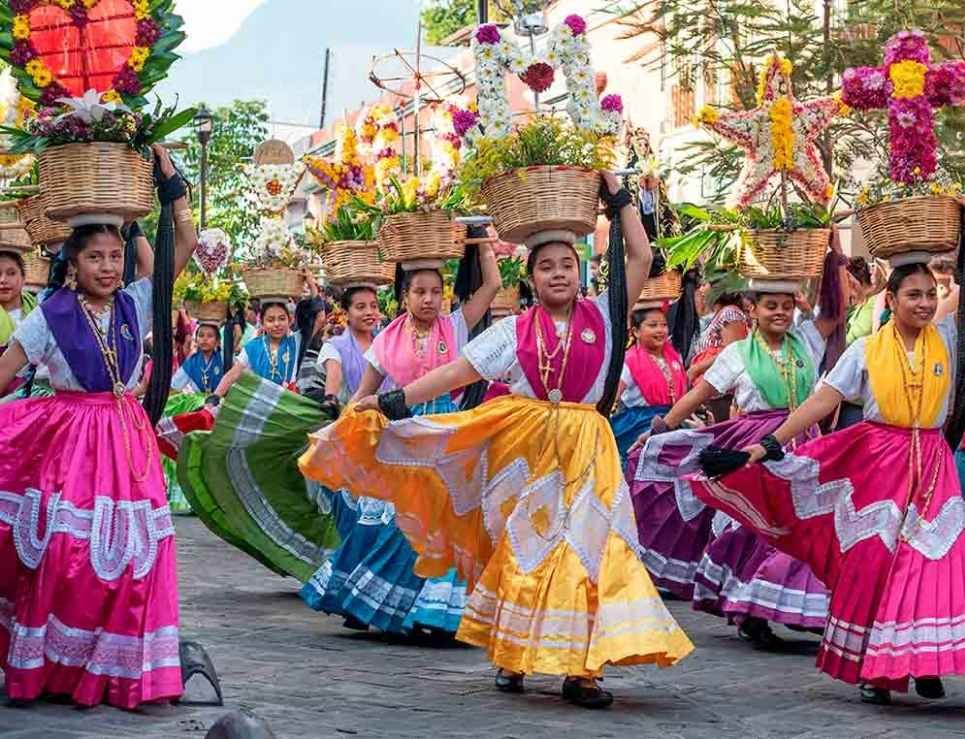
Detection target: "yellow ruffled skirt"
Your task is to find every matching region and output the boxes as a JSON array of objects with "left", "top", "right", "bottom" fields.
[{"left": 298, "top": 396, "right": 694, "bottom": 677}]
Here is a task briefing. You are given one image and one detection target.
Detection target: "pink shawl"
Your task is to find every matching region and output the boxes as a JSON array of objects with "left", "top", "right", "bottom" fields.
[
  {"left": 371, "top": 312, "right": 458, "bottom": 388},
  {"left": 516, "top": 300, "right": 605, "bottom": 404},
  {"left": 624, "top": 343, "right": 687, "bottom": 406}
]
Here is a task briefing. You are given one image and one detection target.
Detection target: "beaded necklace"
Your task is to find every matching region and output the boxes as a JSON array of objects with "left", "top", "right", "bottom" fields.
[
  {"left": 755, "top": 330, "right": 799, "bottom": 411},
  {"left": 534, "top": 307, "right": 573, "bottom": 405},
  {"left": 263, "top": 334, "right": 292, "bottom": 383}
]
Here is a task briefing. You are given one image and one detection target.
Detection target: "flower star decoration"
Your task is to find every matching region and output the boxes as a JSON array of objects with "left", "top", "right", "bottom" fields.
[
  {"left": 55, "top": 89, "right": 131, "bottom": 124},
  {"left": 842, "top": 30, "right": 965, "bottom": 184},
  {"left": 695, "top": 53, "right": 845, "bottom": 207}
]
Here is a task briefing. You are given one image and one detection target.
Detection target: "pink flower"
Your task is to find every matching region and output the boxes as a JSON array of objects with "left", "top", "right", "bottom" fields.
[
  {"left": 475, "top": 24, "right": 501, "bottom": 45},
  {"left": 452, "top": 108, "right": 479, "bottom": 137},
  {"left": 925, "top": 61, "right": 965, "bottom": 107},
  {"left": 563, "top": 14, "right": 587, "bottom": 36},
  {"left": 601, "top": 94, "right": 623, "bottom": 113},
  {"left": 884, "top": 29, "right": 930, "bottom": 66},
  {"left": 520, "top": 62, "right": 555, "bottom": 93},
  {"left": 888, "top": 97, "right": 937, "bottom": 183},
  {"left": 113, "top": 66, "right": 142, "bottom": 96},
  {"left": 136, "top": 19, "right": 162, "bottom": 47},
  {"left": 841, "top": 66, "right": 890, "bottom": 110}
]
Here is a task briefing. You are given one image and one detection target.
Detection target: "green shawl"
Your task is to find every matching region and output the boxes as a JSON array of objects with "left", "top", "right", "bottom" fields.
[
  {"left": 0, "top": 290, "right": 37, "bottom": 346},
  {"left": 738, "top": 329, "right": 815, "bottom": 409}
]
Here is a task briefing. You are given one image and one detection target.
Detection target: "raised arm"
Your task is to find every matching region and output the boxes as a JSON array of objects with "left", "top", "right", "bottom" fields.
[
  {"left": 152, "top": 144, "right": 198, "bottom": 279},
  {"left": 600, "top": 171, "right": 653, "bottom": 312},
  {"left": 814, "top": 226, "right": 849, "bottom": 339},
  {"left": 457, "top": 243, "right": 500, "bottom": 330}
]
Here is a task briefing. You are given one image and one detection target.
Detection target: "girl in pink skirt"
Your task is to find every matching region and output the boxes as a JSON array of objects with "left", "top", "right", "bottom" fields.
[
  {"left": 0, "top": 145, "right": 198, "bottom": 708},
  {"left": 691, "top": 259, "right": 964, "bottom": 703}
]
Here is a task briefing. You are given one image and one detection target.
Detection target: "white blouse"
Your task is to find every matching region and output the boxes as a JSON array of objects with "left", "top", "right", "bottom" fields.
[
  {"left": 365, "top": 309, "right": 469, "bottom": 388},
  {"left": 462, "top": 293, "right": 614, "bottom": 404},
  {"left": 822, "top": 316, "right": 957, "bottom": 429},
  {"left": 13, "top": 279, "right": 153, "bottom": 393},
  {"left": 702, "top": 321, "right": 826, "bottom": 413}
]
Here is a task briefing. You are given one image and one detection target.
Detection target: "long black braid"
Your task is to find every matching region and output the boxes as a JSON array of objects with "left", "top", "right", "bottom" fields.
[{"left": 596, "top": 190, "right": 629, "bottom": 417}]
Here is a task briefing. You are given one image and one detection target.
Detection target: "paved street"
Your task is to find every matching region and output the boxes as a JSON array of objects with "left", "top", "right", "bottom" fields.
[{"left": 4, "top": 517, "right": 965, "bottom": 739}]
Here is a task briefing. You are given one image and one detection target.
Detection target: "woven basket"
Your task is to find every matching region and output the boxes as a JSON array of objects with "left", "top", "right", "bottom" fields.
[
  {"left": 0, "top": 224, "right": 33, "bottom": 254},
  {"left": 321, "top": 240, "right": 394, "bottom": 286},
  {"left": 242, "top": 266, "right": 305, "bottom": 300},
  {"left": 740, "top": 228, "right": 829, "bottom": 280},
  {"left": 378, "top": 211, "right": 465, "bottom": 264},
  {"left": 856, "top": 196, "right": 961, "bottom": 259},
  {"left": 0, "top": 201, "right": 21, "bottom": 226},
  {"left": 636, "top": 271, "right": 681, "bottom": 304},
  {"left": 480, "top": 166, "right": 601, "bottom": 245},
  {"left": 491, "top": 285, "right": 520, "bottom": 314},
  {"left": 184, "top": 299, "right": 229, "bottom": 323},
  {"left": 39, "top": 143, "right": 154, "bottom": 224},
  {"left": 17, "top": 194, "right": 73, "bottom": 246},
  {"left": 22, "top": 250, "right": 50, "bottom": 287}
]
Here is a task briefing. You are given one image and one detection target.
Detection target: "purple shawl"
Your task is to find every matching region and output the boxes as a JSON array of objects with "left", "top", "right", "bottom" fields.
[
  {"left": 41, "top": 288, "right": 140, "bottom": 393},
  {"left": 327, "top": 330, "right": 389, "bottom": 395}
]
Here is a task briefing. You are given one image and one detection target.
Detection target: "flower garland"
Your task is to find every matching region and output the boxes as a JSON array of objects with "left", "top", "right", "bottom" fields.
[
  {"left": 305, "top": 123, "right": 376, "bottom": 213},
  {"left": 355, "top": 104, "right": 401, "bottom": 191},
  {"left": 244, "top": 161, "right": 305, "bottom": 214},
  {"left": 842, "top": 29, "right": 965, "bottom": 185},
  {"left": 469, "top": 14, "right": 622, "bottom": 140},
  {"left": 0, "top": 0, "right": 184, "bottom": 107},
  {"left": 695, "top": 53, "right": 845, "bottom": 207}
]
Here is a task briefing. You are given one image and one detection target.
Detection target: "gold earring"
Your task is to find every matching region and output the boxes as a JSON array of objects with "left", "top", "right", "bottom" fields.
[{"left": 65, "top": 266, "right": 78, "bottom": 291}]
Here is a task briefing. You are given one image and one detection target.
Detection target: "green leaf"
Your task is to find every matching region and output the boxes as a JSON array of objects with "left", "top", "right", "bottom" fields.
[
  {"left": 152, "top": 30, "right": 186, "bottom": 56},
  {"left": 0, "top": 31, "right": 13, "bottom": 50},
  {"left": 144, "top": 107, "right": 197, "bottom": 144}
]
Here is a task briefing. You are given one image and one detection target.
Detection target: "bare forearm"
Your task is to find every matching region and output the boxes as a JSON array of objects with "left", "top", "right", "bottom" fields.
[
  {"left": 403, "top": 358, "right": 481, "bottom": 408},
  {"left": 214, "top": 363, "right": 244, "bottom": 397},
  {"left": 351, "top": 365, "right": 385, "bottom": 402},
  {"left": 461, "top": 245, "right": 500, "bottom": 329},
  {"left": 772, "top": 385, "right": 843, "bottom": 445},
  {"left": 172, "top": 197, "right": 197, "bottom": 277},
  {"left": 0, "top": 342, "right": 28, "bottom": 391},
  {"left": 664, "top": 380, "right": 716, "bottom": 428},
  {"left": 323, "top": 360, "right": 343, "bottom": 397},
  {"left": 135, "top": 235, "right": 153, "bottom": 279}
]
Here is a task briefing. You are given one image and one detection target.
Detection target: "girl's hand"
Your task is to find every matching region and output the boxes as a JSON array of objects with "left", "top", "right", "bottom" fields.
[
  {"left": 600, "top": 171, "right": 621, "bottom": 196},
  {"left": 152, "top": 143, "right": 177, "bottom": 178},
  {"left": 741, "top": 444, "right": 766, "bottom": 465},
  {"left": 628, "top": 432, "right": 650, "bottom": 453},
  {"left": 355, "top": 394, "right": 379, "bottom": 412}
]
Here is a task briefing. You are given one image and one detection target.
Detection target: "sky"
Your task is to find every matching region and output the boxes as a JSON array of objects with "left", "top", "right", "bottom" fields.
[{"left": 157, "top": 0, "right": 424, "bottom": 136}]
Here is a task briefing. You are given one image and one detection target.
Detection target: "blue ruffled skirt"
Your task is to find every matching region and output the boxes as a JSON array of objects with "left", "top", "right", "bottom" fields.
[
  {"left": 300, "top": 394, "right": 467, "bottom": 635},
  {"left": 609, "top": 404, "right": 670, "bottom": 467}
]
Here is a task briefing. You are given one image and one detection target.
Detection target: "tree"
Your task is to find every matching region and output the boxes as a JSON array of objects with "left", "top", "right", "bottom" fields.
[
  {"left": 611, "top": 0, "right": 965, "bottom": 203},
  {"left": 421, "top": 1, "right": 511, "bottom": 45}
]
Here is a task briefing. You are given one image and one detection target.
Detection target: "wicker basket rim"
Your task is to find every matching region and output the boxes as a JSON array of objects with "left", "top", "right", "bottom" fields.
[
  {"left": 745, "top": 227, "right": 831, "bottom": 235},
  {"left": 856, "top": 194, "right": 961, "bottom": 212}
]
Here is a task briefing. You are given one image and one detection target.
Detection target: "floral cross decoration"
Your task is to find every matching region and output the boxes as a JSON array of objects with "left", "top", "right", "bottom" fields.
[
  {"left": 354, "top": 104, "right": 400, "bottom": 192},
  {"left": 304, "top": 122, "right": 376, "bottom": 214},
  {"left": 469, "top": 14, "right": 622, "bottom": 140},
  {"left": 695, "top": 53, "right": 846, "bottom": 208},
  {"left": 842, "top": 29, "right": 965, "bottom": 184}
]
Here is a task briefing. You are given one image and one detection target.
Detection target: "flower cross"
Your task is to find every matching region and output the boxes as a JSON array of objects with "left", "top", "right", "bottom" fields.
[{"left": 842, "top": 30, "right": 965, "bottom": 184}]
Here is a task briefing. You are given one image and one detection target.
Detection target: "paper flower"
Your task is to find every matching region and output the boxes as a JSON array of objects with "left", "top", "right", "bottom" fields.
[
  {"left": 55, "top": 88, "right": 131, "bottom": 124},
  {"left": 244, "top": 162, "right": 305, "bottom": 214},
  {"left": 696, "top": 53, "right": 843, "bottom": 207}
]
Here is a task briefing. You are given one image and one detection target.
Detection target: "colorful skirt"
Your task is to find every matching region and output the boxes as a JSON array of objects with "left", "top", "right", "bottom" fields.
[
  {"left": 299, "top": 395, "right": 694, "bottom": 677},
  {"left": 177, "top": 372, "right": 340, "bottom": 581},
  {"left": 690, "top": 422, "right": 965, "bottom": 690},
  {"left": 299, "top": 395, "right": 468, "bottom": 636},
  {"left": 0, "top": 392, "right": 181, "bottom": 708},
  {"left": 155, "top": 392, "right": 208, "bottom": 515},
  {"left": 610, "top": 404, "right": 670, "bottom": 468}
]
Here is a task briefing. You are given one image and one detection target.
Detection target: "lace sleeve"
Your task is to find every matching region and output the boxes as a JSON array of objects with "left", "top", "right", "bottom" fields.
[
  {"left": 10, "top": 307, "right": 52, "bottom": 366},
  {"left": 462, "top": 316, "right": 518, "bottom": 382}
]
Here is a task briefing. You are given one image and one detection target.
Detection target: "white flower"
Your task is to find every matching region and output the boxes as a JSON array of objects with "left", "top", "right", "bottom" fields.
[{"left": 56, "top": 88, "right": 131, "bottom": 124}]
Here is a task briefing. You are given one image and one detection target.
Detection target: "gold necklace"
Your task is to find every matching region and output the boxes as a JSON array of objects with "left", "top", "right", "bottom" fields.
[
  {"left": 756, "top": 330, "right": 799, "bottom": 411},
  {"left": 650, "top": 350, "right": 678, "bottom": 404},
  {"left": 406, "top": 316, "right": 431, "bottom": 358},
  {"left": 535, "top": 307, "right": 573, "bottom": 404}
]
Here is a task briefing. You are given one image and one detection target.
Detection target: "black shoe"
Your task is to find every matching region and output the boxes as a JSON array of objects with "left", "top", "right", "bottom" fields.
[
  {"left": 494, "top": 669, "right": 524, "bottom": 694},
  {"left": 561, "top": 677, "right": 613, "bottom": 709},
  {"left": 859, "top": 684, "right": 891, "bottom": 705},
  {"left": 342, "top": 615, "right": 369, "bottom": 631},
  {"left": 737, "top": 618, "right": 783, "bottom": 650},
  {"left": 915, "top": 677, "right": 946, "bottom": 699}
]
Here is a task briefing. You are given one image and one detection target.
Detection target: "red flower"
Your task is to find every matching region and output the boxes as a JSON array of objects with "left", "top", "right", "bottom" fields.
[{"left": 520, "top": 62, "right": 555, "bottom": 93}]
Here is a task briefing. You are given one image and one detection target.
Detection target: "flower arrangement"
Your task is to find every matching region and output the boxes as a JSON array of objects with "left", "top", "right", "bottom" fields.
[
  {"left": 315, "top": 200, "right": 378, "bottom": 242},
  {"left": 2, "top": 90, "right": 196, "bottom": 155},
  {"left": 0, "top": 0, "right": 186, "bottom": 108},
  {"left": 174, "top": 269, "right": 247, "bottom": 307},
  {"left": 244, "top": 160, "right": 305, "bottom": 214},
  {"left": 305, "top": 123, "right": 376, "bottom": 214},
  {"left": 842, "top": 30, "right": 964, "bottom": 185},
  {"left": 855, "top": 170, "right": 962, "bottom": 208},
  {"left": 355, "top": 104, "right": 401, "bottom": 192},
  {"left": 194, "top": 227, "right": 231, "bottom": 276},
  {"left": 0, "top": 68, "right": 34, "bottom": 179},
  {"left": 468, "top": 14, "right": 622, "bottom": 140},
  {"left": 459, "top": 114, "right": 615, "bottom": 200},
  {"left": 250, "top": 217, "right": 309, "bottom": 269}
]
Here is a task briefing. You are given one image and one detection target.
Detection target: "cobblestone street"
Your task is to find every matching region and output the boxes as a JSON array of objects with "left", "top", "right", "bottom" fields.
[{"left": 4, "top": 517, "right": 965, "bottom": 739}]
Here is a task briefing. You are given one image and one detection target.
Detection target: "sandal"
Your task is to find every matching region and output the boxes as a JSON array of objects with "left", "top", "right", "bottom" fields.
[
  {"left": 859, "top": 684, "right": 891, "bottom": 705},
  {"left": 494, "top": 669, "right": 525, "bottom": 694},
  {"left": 561, "top": 677, "right": 613, "bottom": 709},
  {"left": 915, "top": 677, "right": 946, "bottom": 700}
]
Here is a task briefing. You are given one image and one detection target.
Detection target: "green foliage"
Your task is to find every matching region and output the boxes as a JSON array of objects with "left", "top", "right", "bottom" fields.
[
  {"left": 420, "top": 1, "right": 509, "bottom": 45},
  {"left": 459, "top": 115, "right": 616, "bottom": 200},
  {"left": 319, "top": 200, "right": 378, "bottom": 241},
  {"left": 611, "top": 0, "right": 965, "bottom": 201},
  {"left": 498, "top": 256, "right": 526, "bottom": 288}
]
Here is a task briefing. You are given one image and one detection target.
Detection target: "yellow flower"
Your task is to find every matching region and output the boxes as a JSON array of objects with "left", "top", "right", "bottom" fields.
[
  {"left": 889, "top": 60, "right": 926, "bottom": 99},
  {"left": 694, "top": 104, "right": 718, "bottom": 126},
  {"left": 833, "top": 90, "right": 851, "bottom": 117},
  {"left": 855, "top": 188, "right": 870, "bottom": 207},
  {"left": 16, "top": 96, "right": 36, "bottom": 125},
  {"left": 102, "top": 89, "right": 122, "bottom": 104},
  {"left": 129, "top": 46, "right": 150, "bottom": 72},
  {"left": 12, "top": 15, "right": 30, "bottom": 41},
  {"left": 401, "top": 176, "right": 419, "bottom": 205},
  {"left": 769, "top": 96, "right": 795, "bottom": 171},
  {"left": 54, "top": 0, "right": 74, "bottom": 8},
  {"left": 133, "top": 0, "right": 150, "bottom": 20},
  {"left": 33, "top": 67, "right": 52, "bottom": 88},
  {"left": 25, "top": 60, "right": 43, "bottom": 76},
  {"left": 84, "top": 0, "right": 98, "bottom": 7}
]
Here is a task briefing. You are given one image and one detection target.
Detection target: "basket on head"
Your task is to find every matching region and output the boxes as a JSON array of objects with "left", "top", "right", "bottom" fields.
[
  {"left": 378, "top": 210, "right": 465, "bottom": 266},
  {"left": 856, "top": 196, "right": 960, "bottom": 260},
  {"left": 0, "top": 224, "right": 33, "bottom": 255},
  {"left": 321, "top": 240, "right": 394, "bottom": 287},
  {"left": 17, "top": 194, "right": 73, "bottom": 247},
  {"left": 38, "top": 143, "right": 154, "bottom": 226},
  {"left": 740, "top": 228, "right": 829, "bottom": 281},
  {"left": 635, "top": 270, "right": 681, "bottom": 308},
  {"left": 184, "top": 300, "right": 229, "bottom": 325},
  {"left": 242, "top": 266, "right": 306, "bottom": 301},
  {"left": 480, "top": 166, "right": 601, "bottom": 245},
  {"left": 22, "top": 250, "right": 50, "bottom": 288},
  {"left": 491, "top": 285, "right": 520, "bottom": 315}
]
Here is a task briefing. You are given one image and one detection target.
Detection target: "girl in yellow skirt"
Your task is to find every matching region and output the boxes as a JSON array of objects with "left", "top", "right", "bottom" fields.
[{"left": 299, "top": 172, "right": 694, "bottom": 708}]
